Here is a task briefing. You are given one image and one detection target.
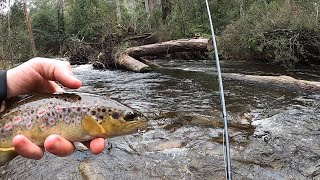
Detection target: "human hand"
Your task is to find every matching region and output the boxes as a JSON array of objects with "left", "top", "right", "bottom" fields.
[{"left": 6, "top": 57, "right": 105, "bottom": 159}]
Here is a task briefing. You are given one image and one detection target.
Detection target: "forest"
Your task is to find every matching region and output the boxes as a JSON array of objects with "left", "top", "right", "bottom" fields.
[{"left": 1, "top": 0, "right": 320, "bottom": 69}]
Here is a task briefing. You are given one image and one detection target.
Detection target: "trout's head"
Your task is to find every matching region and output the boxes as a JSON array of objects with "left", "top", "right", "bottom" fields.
[{"left": 82, "top": 99, "right": 148, "bottom": 138}]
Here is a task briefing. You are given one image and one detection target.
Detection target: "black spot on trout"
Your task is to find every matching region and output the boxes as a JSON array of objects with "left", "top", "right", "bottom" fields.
[{"left": 112, "top": 112, "right": 120, "bottom": 119}]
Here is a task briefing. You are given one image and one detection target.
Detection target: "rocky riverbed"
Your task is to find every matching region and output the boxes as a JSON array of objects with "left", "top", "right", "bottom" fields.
[{"left": 0, "top": 60, "right": 319, "bottom": 179}]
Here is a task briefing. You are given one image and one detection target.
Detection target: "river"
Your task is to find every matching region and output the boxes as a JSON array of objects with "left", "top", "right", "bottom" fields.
[{"left": 1, "top": 59, "right": 319, "bottom": 179}]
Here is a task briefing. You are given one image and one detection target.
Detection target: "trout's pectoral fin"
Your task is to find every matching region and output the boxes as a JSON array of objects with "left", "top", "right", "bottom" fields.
[
  {"left": 82, "top": 115, "right": 106, "bottom": 137},
  {"left": 0, "top": 149, "right": 18, "bottom": 166},
  {"left": 0, "top": 147, "right": 15, "bottom": 151}
]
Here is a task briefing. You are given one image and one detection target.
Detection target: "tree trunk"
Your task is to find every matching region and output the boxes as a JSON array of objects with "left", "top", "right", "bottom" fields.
[
  {"left": 145, "top": 0, "right": 150, "bottom": 13},
  {"left": 126, "top": 38, "right": 210, "bottom": 58},
  {"left": 7, "top": 0, "right": 12, "bottom": 61},
  {"left": 145, "top": 0, "right": 161, "bottom": 13},
  {"left": 116, "top": 0, "right": 122, "bottom": 24},
  {"left": 223, "top": 73, "right": 320, "bottom": 93},
  {"left": 97, "top": 38, "right": 209, "bottom": 73},
  {"left": 57, "top": 0, "right": 65, "bottom": 55},
  {"left": 161, "top": 0, "right": 171, "bottom": 22},
  {"left": 23, "top": 2, "right": 37, "bottom": 57},
  {"left": 116, "top": 53, "right": 151, "bottom": 72},
  {"left": 0, "top": 2, "right": 4, "bottom": 59}
]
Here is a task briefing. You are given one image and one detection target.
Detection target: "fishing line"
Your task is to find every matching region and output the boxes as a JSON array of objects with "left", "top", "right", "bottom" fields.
[{"left": 204, "top": 0, "right": 232, "bottom": 179}]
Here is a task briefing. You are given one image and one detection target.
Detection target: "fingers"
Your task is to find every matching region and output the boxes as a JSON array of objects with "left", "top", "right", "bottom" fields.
[
  {"left": 13, "top": 135, "right": 105, "bottom": 161},
  {"left": 32, "top": 57, "right": 82, "bottom": 89},
  {"left": 47, "top": 81, "right": 65, "bottom": 93},
  {"left": 13, "top": 134, "right": 75, "bottom": 159},
  {"left": 83, "top": 138, "right": 105, "bottom": 155},
  {"left": 44, "top": 134, "right": 75, "bottom": 157},
  {"left": 12, "top": 135, "right": 44, "bottom": 160}
]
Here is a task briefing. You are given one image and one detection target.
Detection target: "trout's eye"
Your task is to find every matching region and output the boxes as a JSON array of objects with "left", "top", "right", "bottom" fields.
[{"left": 124, "top": 112, "right": 138, "bottom": 121}]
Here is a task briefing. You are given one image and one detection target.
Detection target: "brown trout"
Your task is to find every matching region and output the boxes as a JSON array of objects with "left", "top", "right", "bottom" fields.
[{"left": 0, "top": 92, "right": 148, "bottom": 165}]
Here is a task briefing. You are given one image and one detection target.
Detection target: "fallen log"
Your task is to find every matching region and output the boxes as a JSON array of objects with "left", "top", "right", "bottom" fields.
[
  {"left": 95, "top": 38, "right": 210, "bottom": 72},
  {"left": 126, "top": 38, "right": 210, "bottom": 58},
  {"left": 139, "top": 57, "right": 162, "bottom": 68},
  {"left": 116, "top": 53, "right": 151, "bottom": 73},
  {"left": 223, "top": 73, "right": 320, "bottom": 93}
]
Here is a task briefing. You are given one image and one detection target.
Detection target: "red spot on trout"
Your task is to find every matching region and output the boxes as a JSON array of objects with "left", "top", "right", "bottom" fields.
[
  {"left": 13, "top": 117, "right": 22, "bottom": 124},
  {"left": 40, "top": 124, "right": 47, "bottom": 131},
  {"left": 38, "top": 109, "right": 46, "bottom": 116},
  {"left": 3, "top": 123, "right": 13, "bottom": 131}
]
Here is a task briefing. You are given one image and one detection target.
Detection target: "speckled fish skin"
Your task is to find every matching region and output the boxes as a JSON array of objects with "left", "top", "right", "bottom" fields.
[{"left": 0, "top": 92, "right": 148, "bottom": 165}]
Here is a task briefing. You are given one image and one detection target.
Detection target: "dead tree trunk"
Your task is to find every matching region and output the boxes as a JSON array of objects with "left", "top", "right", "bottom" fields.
[
  {"left": 96, "top": 38, "right": 210, "bottom": 72},
  {"left": 116, "top": 0, "right": 122, "bottom": 24},
  {"left": 223, "top": 73, "right": 320, "bottom": 93},
  {"left": 7, "top": 0, "right": 12, "bottom": 61},
  {"left": 161, "top": 0, "right": 171, "bottom": 22},
  {"left": 23, "top": 2, "right": 37, "bottom": 56},
  {"left": 116, "top": 53, "right": 151, "bottom": 72},
  {"left": 57, "top": 0, "right": 65, "bottom": 55},
  {"left": 126, "top": 38, "right": 210, "bottom": 58}
]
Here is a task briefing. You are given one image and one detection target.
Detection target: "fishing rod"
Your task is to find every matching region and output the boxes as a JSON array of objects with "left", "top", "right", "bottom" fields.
[{"left": 204, "top": 0, "right": 232, "bottom": 179}]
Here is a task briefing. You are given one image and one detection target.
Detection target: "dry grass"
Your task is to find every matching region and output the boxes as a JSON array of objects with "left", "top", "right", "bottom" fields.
[{"left": 0, "top": 59, "right": 13, "bottom": 70}]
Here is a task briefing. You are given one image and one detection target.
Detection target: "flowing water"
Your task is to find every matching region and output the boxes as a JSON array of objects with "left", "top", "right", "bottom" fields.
[{"left": 1, "top": 59, "right": 319, "bottom": 179}]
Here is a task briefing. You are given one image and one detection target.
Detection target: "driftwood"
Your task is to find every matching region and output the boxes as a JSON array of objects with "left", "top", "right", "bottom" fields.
[
  {"left": 110, "top": 38, "right": 210, "bottom": 72},
  {"left": 92, "top": 38, "right": 210, "bottom": 72},
  {"left": 126, "top": 38, "right": 210, "bottom": 58},
  {"left": 139, "top": 57, "right": 162, "bottom": 68},
  {"left": 223, "top": 73, "right": 320, "bottom": 93},
  {"left": 116, "top": 53, "right": 151, "bottom": 73}
]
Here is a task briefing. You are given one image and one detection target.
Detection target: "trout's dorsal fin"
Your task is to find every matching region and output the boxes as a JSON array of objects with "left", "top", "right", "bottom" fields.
[
  {"left": 82, "top": 115, "right": 106, "bottom": 137},
  {"left": 5, "top": 94, "right": 33, "bottom": 106}
]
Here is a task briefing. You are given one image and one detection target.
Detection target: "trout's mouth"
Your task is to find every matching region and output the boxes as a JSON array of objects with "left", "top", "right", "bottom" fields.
[{"left": 121, "top": 120, "right": 149, "bottom": 135}]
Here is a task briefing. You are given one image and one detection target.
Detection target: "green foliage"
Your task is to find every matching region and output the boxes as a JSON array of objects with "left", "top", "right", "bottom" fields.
[
  {"left": 122, "top": 1, "right": 150, "bottom": 34},
  {"left": 219, "top": 0, "right": 320, "bottom": 67},
  {"left": 0, "top": 2, "right": 31, "bottom": 63},
  {"left": 31, "top": 0, "right": 59, "bottom": 55},
  {"left": 66, "top": 0, "right": 117, "bottom": 42},
  {"left": 1, "top": 0, "right": 320, "bottom": 68}
]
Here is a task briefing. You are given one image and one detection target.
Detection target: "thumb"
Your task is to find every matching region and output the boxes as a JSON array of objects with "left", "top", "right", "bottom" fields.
[
  {"left": 34, "top": 58, "right": 82, "bottom": 89},
  {"left": 54, "top": 68, "right": 82, "bottom": 89}
]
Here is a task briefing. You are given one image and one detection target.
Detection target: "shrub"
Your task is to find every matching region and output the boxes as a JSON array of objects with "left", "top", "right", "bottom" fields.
[{"left": 220, "top": 0, "right": 320, "bottom": 67}]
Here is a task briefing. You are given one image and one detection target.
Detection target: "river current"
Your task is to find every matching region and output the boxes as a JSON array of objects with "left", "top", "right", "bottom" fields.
[{"left": 0, "top": 59, "right": 319, "bottom": 179}]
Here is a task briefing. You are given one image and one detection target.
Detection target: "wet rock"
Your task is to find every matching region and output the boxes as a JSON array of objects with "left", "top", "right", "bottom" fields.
[
  {"left": 151, "top": 140, "right": 186, "bottom": 151},
  {"left": 234, "top": 96, "right": 320, "bottom": 179},
  {"left": 78, "top": 160, "right": 106, "bottom": 180}
]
